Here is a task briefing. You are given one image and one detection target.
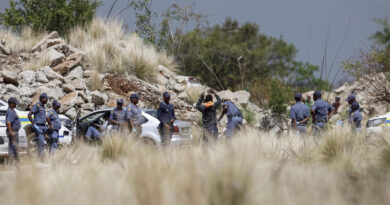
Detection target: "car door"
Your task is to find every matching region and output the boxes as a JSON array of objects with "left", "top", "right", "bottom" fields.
[{"left": 77, "top": 111, "right": 109, "bottom": 136}]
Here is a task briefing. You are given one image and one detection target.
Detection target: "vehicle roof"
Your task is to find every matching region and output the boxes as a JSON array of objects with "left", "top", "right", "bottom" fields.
[{"left": 369, "top": 112, "right": 390, "bottom": 120}]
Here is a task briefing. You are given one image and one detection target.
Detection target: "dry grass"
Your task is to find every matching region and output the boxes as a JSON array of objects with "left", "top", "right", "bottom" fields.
[
  {"left": 87, "top": 71, "right": 104, "bottom": 91},
  {"left": 1, "top": 128, "right": 390, "bottom": 205},
  {"left": 67, "top": 18, "right": 176, "bottom": 81},
  {"left": 0, "top": 27, "right": 48, "bottom": 53},
  {"left": 21, "top": 51, "right": 51, "bottom": 71},
  {"left": 184, "top": 87, "right": 201, "bottom": 104}
]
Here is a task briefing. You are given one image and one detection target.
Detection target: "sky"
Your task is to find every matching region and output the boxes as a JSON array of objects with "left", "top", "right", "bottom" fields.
[{"left": 1, "top": 0, "right": 389, "bottom": 86}]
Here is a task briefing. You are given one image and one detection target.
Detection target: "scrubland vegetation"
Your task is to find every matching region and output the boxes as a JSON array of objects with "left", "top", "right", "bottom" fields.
[{"left": 1, "top": 129, "right": 390, "bottom": 205}]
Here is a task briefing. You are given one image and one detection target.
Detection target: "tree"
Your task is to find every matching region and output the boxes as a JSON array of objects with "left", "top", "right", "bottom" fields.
[
  {"left": 175, "top": 18, "right": 321, "bottom": 93},
  {"left": 0, "top": 0, "right": 101, "bottom": 35},
  {"left": 371, "top": 18, "right": 390, "bottom": 47},
  {"left": 268, "top": 79, "right": 290, "bottom": 118}
]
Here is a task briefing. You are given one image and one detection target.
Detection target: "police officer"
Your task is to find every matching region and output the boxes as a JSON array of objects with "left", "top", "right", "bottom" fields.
[
  {"left": 311, "top": 91, "right": 335, "bottom": 135},
  {"left": 86, "top": 113, "right": 110, "bottom": 141},
  {"left": 157, "top": 91, "right": 176, "bottom": 146},
  {"left": 196, "top": 89, "right": 221, "bottom": 143},
  {"left": 350, "top": 101, "right": 362, "bottom": 134},
  {"left": 346, "top": 94, "right": 357, "bottom": 123},
  {"left": 109, "top": 99, "right": 128, "bottom": 132},
  {"left": 6, "top": 97, "right": 21, "bottom": 162},
  {"left": 290, "top": 92, "right": 310, "bottom": 134},
  {"left": 46, "top": 100, "right": 61, "bottom": 154},
  {"left": 218, "top": 99, "right": 243, "bottom": 139},
  {"left": 28, "top": 93, "right": 49, "bottom": 158},
  {"left": 127, "top": 93, "right": 145, "bottom": 137}
]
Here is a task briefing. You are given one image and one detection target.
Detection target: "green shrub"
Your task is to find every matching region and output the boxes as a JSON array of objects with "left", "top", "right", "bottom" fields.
[
  {"left": 0, "top": 0, "right": 101, "bottom": 35},
  {"left": 268, "top": 79, "right": 291, "bottom": 118}
]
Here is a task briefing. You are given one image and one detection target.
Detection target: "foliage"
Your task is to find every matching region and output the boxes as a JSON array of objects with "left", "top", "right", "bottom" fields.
[
  {"left": 175, "top": 18, "right": 322, "bottom": 94},
  {"left": 0, "top": 0, "right": 101, "bottom": 35},
  {"left": 129, "top": 0, "right": 205, "bottom": 52},
  {"left": 343, "top": 46, "right": 390, "bottom": 77},
  {"left": 289, "top": 61, "right": 330, "bottom": 92},
  {"left": 268, "top": 79, "right": 291, "bottom": 117},
  {"left": 371, "top": 18, "right": 390, "bottom": 47},
  {"left": 241, "top": 106, "right": 255, "bottom": 125}
]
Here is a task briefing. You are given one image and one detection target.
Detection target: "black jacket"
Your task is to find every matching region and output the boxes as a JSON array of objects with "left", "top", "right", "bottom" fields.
[{"left": 196, "top": 94, "right": 221, "bottom": 127}]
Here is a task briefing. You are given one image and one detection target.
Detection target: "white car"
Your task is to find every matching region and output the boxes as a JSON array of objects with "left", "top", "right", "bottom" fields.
[
  {"left": 74, "top": 108, "right": 193, "bottom": 146},
  {"left": 0, "top": 99, "right": 73, "bottom": 156},
  {"left": 366, "top": 112, "right": 390, "bottom": 136}
]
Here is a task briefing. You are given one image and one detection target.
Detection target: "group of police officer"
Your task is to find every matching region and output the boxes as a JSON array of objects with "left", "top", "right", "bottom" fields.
[
  {"left": 290, "top": 91, "right": 362, "bottom": 135},
  {"left": 5, "top": 90, "right": 180, "bottom": 162},
  {"left": 5, "top": 88, "right": 362, "bottom": 162},
  {"left": 196, "top": 89, "right": 243, "bottom": 143}
]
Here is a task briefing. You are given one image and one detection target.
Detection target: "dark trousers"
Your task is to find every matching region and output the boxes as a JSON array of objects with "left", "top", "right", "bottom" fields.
[
  {"left": 160, "top": 123, "right": 172, "bottom": 146},
  {"left": 6, "top": 130, "right": 19, "bottom": 162},
  {"left": 203, "top": 125, "right": 218, "bottom": 143}
]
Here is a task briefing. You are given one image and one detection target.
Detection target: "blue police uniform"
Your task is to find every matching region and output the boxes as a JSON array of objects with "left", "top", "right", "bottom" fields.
[
  {"left": 157, "top": 101, "right": 176, "bottom": 145},
  {"left": 109, "top": 107, "right": 128, "bottom": 130},
  {"left": 127, "top": 103, "right": 145, "bottom": 137},
  {"left": 31, "top": 101, "right": 47, "bottom": 157},
  {"left": 47, "top": 108, "right": 61, "bottom": 154},
  {"left": 290, "top": 102, "right": 310, "bottom": 133},
  {"left": 351, "top": 109, "right": 362, "bottom": 133},
  {"left": 224, "top": 101, "right": 243, "bottom": 138},
  {"left": 6, "top": 107, "right": 21, "bottom": 160},
  {"left": 311, "top": 99, "right": 334, "bottom": 135},
  {"left": 127, "top": 103, "right": 145, "bottom": 126}
]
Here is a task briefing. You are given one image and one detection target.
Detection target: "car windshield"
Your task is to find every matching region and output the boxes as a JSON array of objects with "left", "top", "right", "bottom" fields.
[
  {"left": 144, "top": 109, "right": 157, "bottom": 118},
  {"left": 81, "top": 112, "right": 107, "bottom": 123},
  {"left": 366, "top": 118, "right": 386, "bottom": 128}
]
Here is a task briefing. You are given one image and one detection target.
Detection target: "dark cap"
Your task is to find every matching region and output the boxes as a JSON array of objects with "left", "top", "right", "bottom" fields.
[
  {"left": 346, "top": 94, "right": 355, "bottom": 102},
  {"left": 117, "top": 99, "right": 124, "bottom": 104},
  {"left": 313, "top": 91, "right": 322, "bottom": 98},
  {"left": 40, "top": 93, "right": 48, "bottom": 99},
  {"left": 52, "top": 100, "right": 61, "bottom": 107},
  {"left": 294, "top": 92, "right": 302, "bottom": 101},
  {"left": 163, "top": 91, "right": 170, "bottom": 98},
  {"left": 351, "top": 101, "right": 360, "bottom": 110},
  {"left": 8, "top": 97, "right": 18, "bottom": 105},
  {"left": 130, "top": 93, "right": 139, "bottom": 99}
]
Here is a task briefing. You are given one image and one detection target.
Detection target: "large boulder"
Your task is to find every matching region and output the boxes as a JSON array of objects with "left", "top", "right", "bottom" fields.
[
  {"left": 60, "top": 92, "right": 78, "bottom": 113},
  {"left": 71, "top": 78, "right": 87, "bottom": 90},
  {"left": 19, "top": 85, "right": 36, "bottom": 97},
  {"left": 38, "top": 86, "right": 64, "bottom": 101},
  {"left": 40, "top": 66, "right": 64, "bottom": 81},
  {"left": 52, "top": 52, "right": 84, "bottom": 74},
  {"left": 1, "top": 70, "right": 18, "bottom": 86},
  {"left": 63, "top": 84, "right": 76, "bottom": 93},
  {"left": 232, "top": 90, "right": 251, "bottom": 105},
  {"left": 81, "top": 103, "right": 95, "bottom": 111},
  {"left": 0, "top": 44, "right": 11, "bottom": 55},
  {"left": 32, "top": 31, "right": 61, "bottom": 52},
  {"left": 18, "top": 70, "right": 36, "bottom": 84},
  {"left": 36, "top": 71, "right": 49, "bottom": 83},
  {"left": 90, "top": 91, "right": 108, "bottom": 105},
  {"left": 67, "top": 66, "right": 84, "bottom": 79},
  {"left": 65, "top": 107, "right": 77, "bottom": 120},
  {"left": 47, "top": 48, "right": 65, "bottom": 66}
]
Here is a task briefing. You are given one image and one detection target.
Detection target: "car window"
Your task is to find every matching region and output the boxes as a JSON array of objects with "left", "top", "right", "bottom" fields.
[
  {"left": 81, "top": 112, "right": 107, "bottom": 123},
  {"left": 0, "top": 110, "right": 6, "bottom": 116},
  {"left": 0, "top": 102, "right": 4, "bottom": 107},
  {"left": 145, "top": 110, "right": 157, "bottom": 118}
]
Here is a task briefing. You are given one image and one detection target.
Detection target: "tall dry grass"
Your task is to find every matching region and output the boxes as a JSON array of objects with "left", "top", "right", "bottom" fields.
[
  {"left": 0, "top": 27, "right": 48, "bottom": 53},
  {"left": 68, "top": 18, "right": 176, "bottom": 82},
  {"left": 1, "top": 128, "right": 390, "bottom": 205}
]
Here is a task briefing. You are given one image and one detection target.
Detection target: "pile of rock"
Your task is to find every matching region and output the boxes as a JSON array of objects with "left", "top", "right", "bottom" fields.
[{"left": 0, "top": 31, "right": 264, "bottom": 126}]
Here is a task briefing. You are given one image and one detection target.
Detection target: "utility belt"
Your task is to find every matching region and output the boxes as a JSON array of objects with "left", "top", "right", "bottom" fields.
[
  {"left": 35, "top": 123, "right": 46, "bottom": 126},
  {"left": 228, "top": 114, "right": 242, "bottom": 120}
]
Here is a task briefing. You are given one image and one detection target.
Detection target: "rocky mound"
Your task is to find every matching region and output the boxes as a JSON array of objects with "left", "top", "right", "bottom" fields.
[{"left": 0, "top": 32, "right": 263, "bottom": 126}]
